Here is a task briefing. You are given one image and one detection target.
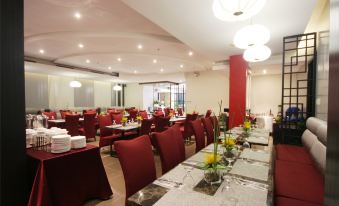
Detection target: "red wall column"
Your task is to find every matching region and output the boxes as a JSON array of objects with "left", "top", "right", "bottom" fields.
[{"left": 229, "top": 55, "right": 248, "bottom": 128}]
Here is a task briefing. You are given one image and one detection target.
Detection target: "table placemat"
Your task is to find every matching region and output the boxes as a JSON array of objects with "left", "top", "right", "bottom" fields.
[
  {"left": 240, "top": 149, "right": 270, "bottom": 163},
  {"left": 193, "top": 179, "right": 222, "bottom": 196},
  {"left": 247, "top": 136, "right": 268, "bottom": 145},
  {"left": 229, "top": 159, "right": 269, "bottom": 182}
]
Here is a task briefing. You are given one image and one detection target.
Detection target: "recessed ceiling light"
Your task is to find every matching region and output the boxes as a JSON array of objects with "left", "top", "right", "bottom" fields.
[
  {"left": 160, "top": 68, "right": 164, "bottom": 72},
  {"left": 117, "top": 57, "right": 122, "bottom": 62},
  {"left": 180, "top": 64, "right": 184, "bottom": 68},
  {"left": 134, "top": 70, "right": 137, "bottom": 74},
  {"left": 137, "top": 44, "right": 143, "bottom": 50},
  {"left": 86, "top": 59, "right": 90, "bottom": 63},
  {"left": 153, "top": 59, "right": 157, "bottom": 64},
  {"left": 188, "top": 51, "right": 193, "bottom": 56},
  {"left": 108, "top": 66, "right": 112, "bottom": 70},
  {"left": 179, "top": 80, "right": 183, "bottom": 83},
  {"left": 74, "top": 12, "right": 82, "bottom": 19},
  {"left": 39, "top": 49, "right": 45, "bottom": 54},
  {"left": 263, "top": 69, "right": 267, "bottom": 74},
  {"left": 78, "top": 43, "right": 84, "bottom": 48}
]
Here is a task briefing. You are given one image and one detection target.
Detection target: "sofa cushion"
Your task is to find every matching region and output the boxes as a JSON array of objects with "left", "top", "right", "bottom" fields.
[
  {"left": 306, "top": 117, "right": 326, "bottom": 134},
  {"left": 276, "top": 197, "right": 322, "bottom": 206},
  {"left": 275, "top": 160, "right": 324, "bottom": 204},
  {"left": 301, "top": 129, "right": 318, "bottom": 151},
  {"left": 275, "top": 144, "right": 313, "bottom": 164},
  {"left": 316, "top": 124, "right": 327, "bottom": 146},
  {"left": 310, "top": 141, "right": 326, "bottom": 174}
]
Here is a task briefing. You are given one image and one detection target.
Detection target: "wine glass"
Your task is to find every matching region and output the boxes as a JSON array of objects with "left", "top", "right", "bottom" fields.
[
  {"left": 182, "top": 165, "right": 195, "bottom": 190},
  {"left": 242, "top": 141, "right": 250, "bottom": 149},
  {"left": 220, "top": 176, "right": 239, "bottom": 206},
  {"left": 112, "top": 120, "right": 116, "bottom": 125}
]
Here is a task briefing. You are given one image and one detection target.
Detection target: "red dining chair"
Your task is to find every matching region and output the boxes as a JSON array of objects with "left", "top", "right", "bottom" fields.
[
  {"left": 139, "top": 119, "right": 153, "bottom": 136},
  {"left": 112, "top": 113, "right": 123, "bottom": 124},
  {"left": 139, "top": 110, "right": 148, "bottom": 120},
  {"left": 209, "top": 116, "right": 220, "bottom": 136},
  {"left": 114, "top": 135, "right": 156, "bottom": 200},
  {"left": 177, "top": 108, "right": 183, "bottom": 116},
  {"left": 154, "top": 127, "right": 183, "bottom": 174},
  {"left": 154, "top": 116, "right": 170, "bottom": 132},
  {"left": 205, "top": 109, "right": 212, "bottom": 118},
  {"left": 153, "top": 110, "right": 164, "bottom": 117},
  {"left": 181, "top": 113, "right": 198, "bottom": 142},
  {"left": 79, "top": 113, "right": 96, "bottom": 141},
  {"left": 60, "top": 110, "right": 71, "bottom": 119},
  {"left": 98, "top": 114, "right": 121, "bottom": 152},
  {"left": 42, "top": 112, "right": 57, "bottom": 120},
  {"left": 191, "top": 119, "right": 206, "bottom": 153},
  {"left": 170, "top": 124, "right": 186, "bottom": 161},
  {"left": 65, "top": 114, "right": 80, "bottom": 136},
  {"left": 164, "top": 108, "right": 170, "bottom": 117},
  {"left": 129, "top": 109, "right": 138, "bottom": 121},
  {"left": 83, "top": 109, "right": 97, "bottom": 115},
  {"left": 202, "top": 117, "right": 214, "bottom": 145}
]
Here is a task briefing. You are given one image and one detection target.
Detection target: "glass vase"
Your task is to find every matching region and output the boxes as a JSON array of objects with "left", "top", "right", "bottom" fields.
[{"left": 204, "top": 168, "right": 222, "bottom": 185}]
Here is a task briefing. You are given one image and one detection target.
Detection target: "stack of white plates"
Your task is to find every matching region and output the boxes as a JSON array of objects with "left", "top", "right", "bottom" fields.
[
  {"left": 70, "top": 136, "right": 86, "bottom": 149},
  {"left": 26, "top": 129, "right": 37, "bottom": 148},
  {"left": 51, "top": 135, "right": 71, "bottom": 153}
]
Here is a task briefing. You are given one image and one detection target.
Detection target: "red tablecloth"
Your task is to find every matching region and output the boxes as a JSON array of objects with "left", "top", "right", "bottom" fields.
[{"left": 27, "top": 145, "right": 112, "bottom": 206}]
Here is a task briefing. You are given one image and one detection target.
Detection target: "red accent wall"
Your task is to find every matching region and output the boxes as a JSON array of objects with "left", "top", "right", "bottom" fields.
[{"left": 229, "top": 55, "right": 247, "bottom": 128}]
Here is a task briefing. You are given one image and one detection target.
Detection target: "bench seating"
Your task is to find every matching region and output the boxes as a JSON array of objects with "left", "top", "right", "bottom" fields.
[{"left": 275, "top": 117, "right": 327, "bottom": 206}]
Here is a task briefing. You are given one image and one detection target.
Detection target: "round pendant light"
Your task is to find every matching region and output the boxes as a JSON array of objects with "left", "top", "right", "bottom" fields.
[
  {"left": 113, "top": 84, "right": 122, "bottom": 91},
  {"left": 212, "top": 0, "right": 266, "bottom": 22},
  {"left": 243, "top": 45, "right": 271, "bottom": 62},
  {"left": 69, "top": 80, "right": 82, "bottom": 88},
  {"left": 233, "top": 24, "right": 270, "bottom": 49}
]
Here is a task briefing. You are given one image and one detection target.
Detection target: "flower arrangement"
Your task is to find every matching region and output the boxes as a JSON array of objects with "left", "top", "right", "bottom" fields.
[
  {"left": 136, "top": 115, "right": 142, "bottom": 124},
  {"left": 243, "top": 117, "right": 251, "bottom": 134},
  {"left": 222, "top": 135, "right": 236, "bottom": 152},
  {"left": 198, "top": 101, "right": 226, "bottom": 184},
  {"left": 121, "top": 117, "right": 128, "bottom": 126}
]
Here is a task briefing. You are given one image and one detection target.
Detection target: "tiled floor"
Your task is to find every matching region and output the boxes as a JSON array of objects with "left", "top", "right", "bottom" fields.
[{"left": 83, "top": 139, "right": 196, "bottom": 206}]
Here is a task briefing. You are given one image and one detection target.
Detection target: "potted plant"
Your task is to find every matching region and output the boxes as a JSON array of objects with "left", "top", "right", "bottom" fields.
[
  {"left": 135, "top": 115, "right": 142, "bottom": 124},
  {"left": 121, "top": 117, "right": 128, "bottom": 127},
  {"left": 199, "top": 109, "right": 226, "bottom": 184},
  {"left": 243, "top": 117, "right": 251, "bottom": 137}
]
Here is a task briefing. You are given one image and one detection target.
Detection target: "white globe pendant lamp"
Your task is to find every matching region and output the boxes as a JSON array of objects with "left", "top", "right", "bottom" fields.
[
  {"left": 113, "top": 84, "right": 122, "bottom": 91},
  {"left": 243, "top": 45, "right": 271, "bottom": 62},
  {"left": 233, "top": 24, "right": 270, "bottom": 49},
  {"left": 69, "top": 80, "right": 82, "bottom": 88},
  {"left": 212, "top": 0, "right": 266, "bottom": 22}
]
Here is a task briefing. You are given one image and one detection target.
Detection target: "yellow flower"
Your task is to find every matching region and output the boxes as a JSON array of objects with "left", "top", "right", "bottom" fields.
[
  {"left": 244, "top": 121, "right": 251, "bottom": 129},
  {"left": 121, "top": 117, "right": 128, "bottom": 122},
  {"left": 136, "top": 116, "right": 142, "bottom": 121},
  {"left": 224, "top": 138, "right": 236, "bottom": 146},
  {"left": 204, "top": 153, "right": 221, "bottom": 165}
]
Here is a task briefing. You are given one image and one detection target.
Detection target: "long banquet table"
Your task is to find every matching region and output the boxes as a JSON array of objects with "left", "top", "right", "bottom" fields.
[
  {"left": 127, "top": 139, "right": 274, "bottom": 206},
  {"left": 27, "top": 144, "right": 113, "bottom": 206}
]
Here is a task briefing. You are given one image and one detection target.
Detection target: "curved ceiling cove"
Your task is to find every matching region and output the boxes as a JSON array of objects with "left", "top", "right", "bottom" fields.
[{"left": 25, "top": 0, "right": 209, "bottom": 82}]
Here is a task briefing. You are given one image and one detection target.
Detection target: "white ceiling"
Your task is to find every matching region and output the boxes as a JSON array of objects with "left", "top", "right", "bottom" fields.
[
  {"left": 122, "top": 0, "right": 317, "bottom": 61},
  {"left": 24, "top": 0, "right": 209, "bottom": 82},
  {"left": 25, "top": 0, "right": 317, "bottom": 82}
]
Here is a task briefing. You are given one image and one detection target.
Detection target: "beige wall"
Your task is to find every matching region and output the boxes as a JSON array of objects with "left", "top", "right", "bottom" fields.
[
  {"left": 250, "top": 74, "right": 282, "bottom": 116},
  {"left": 124, "top": 83, "right": 143, "bottom": 109},
  {"left": 185, "top": 70, "right": 229, "bottom": 115},
  {"left": 25, "top": 72, "right": 113, "bottom": 111}
]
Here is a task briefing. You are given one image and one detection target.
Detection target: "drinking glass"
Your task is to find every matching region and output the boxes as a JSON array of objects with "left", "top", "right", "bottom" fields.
[
  {"left": 112, "top": 120, "right": 116, "bottom": 125},
  {"left": 220, "top": 176, "right": 239, "bottom": 206},
  {"left": 182, "top": 165, "right": 195, "bottom": 189}
]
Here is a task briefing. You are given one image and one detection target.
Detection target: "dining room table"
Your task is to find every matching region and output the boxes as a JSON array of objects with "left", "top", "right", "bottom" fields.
[
  {"left": 27, "top": 144, "right": 113, "bottom": 206},
  {"left": 127, "top": 140, "right": 274, "bottom": 206}
]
